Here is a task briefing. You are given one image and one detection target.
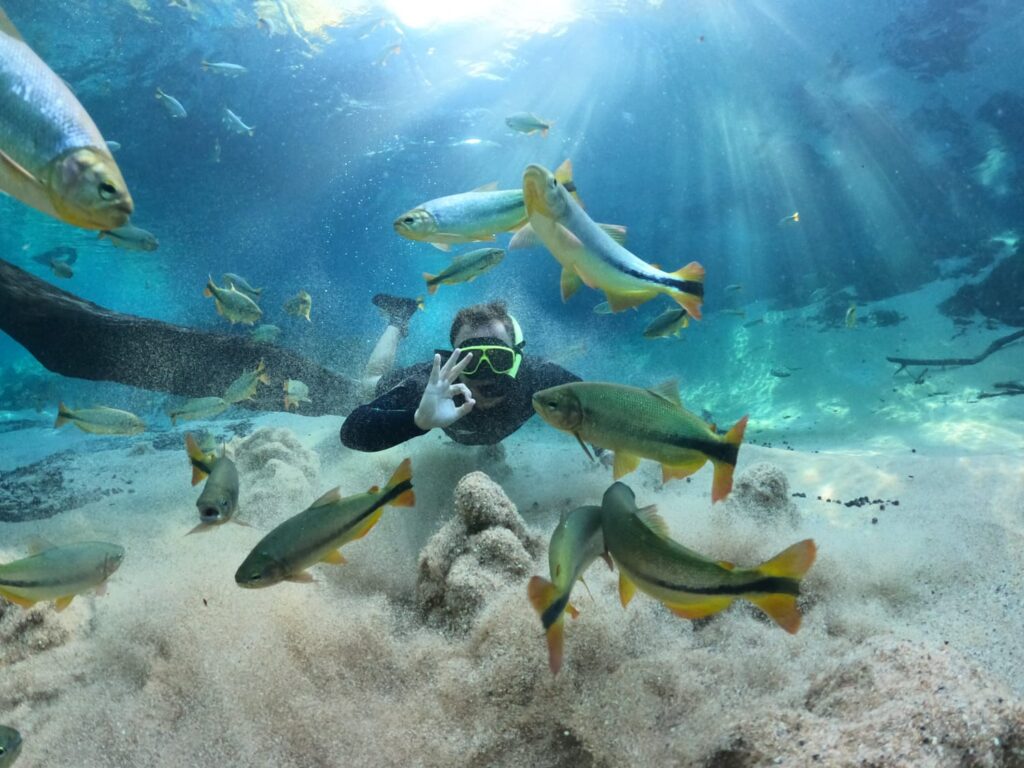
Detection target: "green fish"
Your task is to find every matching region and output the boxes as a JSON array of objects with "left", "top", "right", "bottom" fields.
[
  {"left": 184, "top": 431, "right": 219, "bottom": 486},
  {"left": 601, "top": 483, "right": 816, "bottom": 632},
  {"left": 187, "top": 441, "right": 240, "bottom": 535},
  {"left": 204, "top": 276, "right": 262, "bottom": 325},
  {"left": 235, "top": 458, "right": 414, "bottom": 588},
  {"left": 532, "top": 380, "right": 747, "bottom": 502},
  {"left": 99, "top": 223, "right": 159, "bottom": 251},
  {"left": 32, "top": 245, "right": 77, "bottom": 279},
  {"left": 505, "top": 111, "right": 553, "bottom": 137},
  {"left": 222, "top": 272, "right": 263, "bottom": 301},
  {"left": 643, "top": 307, "right": 689, "bottom": 339},
  {"left": 0, "top": 10, "right": 132, "bottom": 230},
  {"left": 201, "top": 60, "right": 248, "bottom": 76},
  {"left": 169, "top": 396, "right": 229, "bottom": 426},
  {"left": 527, "top": 505, "right": 608, "bottom": 674},
  {"left": 224, "top": 360, "right": 270, "bottom": 404},
  {"left": 283, "top": 290, "right": 312, "bottom": 322},
  {"left": 423, "top": 247, "right": 504, "bottom": 295},
  {"left": 394, "top": 160, "right": 626, "bottom": 252},
  {"left": 283, "top": 379, "right": 310, "bottom": 411},
  {"left": 0, "top": 541, "right": 125, "bottom": 611},
  {"left": 0, "top": 725, "right": 21, "bottom": 768},
  {"left": 520, "top": 163, "right": 704, "bottom": 316},
  {"left": 54, "top": 402, "right": 144, "bottom": 435},
  {"left": 250, "top": 324, "right": 281, "bottom": 344}
]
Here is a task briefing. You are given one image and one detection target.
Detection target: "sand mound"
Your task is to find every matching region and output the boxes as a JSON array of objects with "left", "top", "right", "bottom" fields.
[
  {"left": 719, "top": 461, "right": 800, "bottom": 527},
  {"left": 416, "top": 471, "right": 542, "bottom": 631},
  {"left": 233, "top": 427, "right": 320, "bottom": 524},
  {"left": 0, "top": 599, "right": 88, "bottom": 666}
]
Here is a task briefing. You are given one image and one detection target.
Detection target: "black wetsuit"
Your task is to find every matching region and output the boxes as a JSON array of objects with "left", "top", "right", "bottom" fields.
[{"left": 340, "top": 356, "right": 580, "bottom": 451}]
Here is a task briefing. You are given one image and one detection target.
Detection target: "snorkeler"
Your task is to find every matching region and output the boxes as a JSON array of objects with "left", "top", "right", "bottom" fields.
[{"left": 342, "top": 299, "right": 580, "bottom": 451}]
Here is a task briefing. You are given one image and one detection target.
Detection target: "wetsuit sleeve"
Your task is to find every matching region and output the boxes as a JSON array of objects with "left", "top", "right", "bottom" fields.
[{"left": 339, "top": 374, "right": 428, "bottom": 452}]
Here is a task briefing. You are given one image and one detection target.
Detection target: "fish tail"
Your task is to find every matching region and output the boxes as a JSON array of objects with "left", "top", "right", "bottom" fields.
[
  {"left": 670, "top": 261, "right": 705, "bottom": 320},
  {"left": 527, "top": 576, "right": 567, "bottom": 674},
  {"left": 201, "top": 60, "right": 210, "bottom": 69},
  {"left": 710, "top": 415, "right": 748, "bottom": 503},
  {"left": 184, "top": 433, "right": 213, "bottom": 485},
  {"left": 747, "top": 539, "right": 817, "bottom": 634},
  {"left": 384, "top": 458, "right": 415, "bottom": 507},
  {"left": 203, "top": 275, "right": 215, "bottom": 298},
  {"left": 423, "top": 273, "right": 439, "bottom": 295},
  {"left": 54, "top": 402, "right": 73, "bottom": 429}
]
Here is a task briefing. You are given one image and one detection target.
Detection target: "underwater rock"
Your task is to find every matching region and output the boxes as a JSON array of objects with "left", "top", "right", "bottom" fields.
[
  {"left": 721, "top": 462, "right": 799, "bottom": 527},
  {"left": 708, "top": 638, "right": 1024, "bottom": 767},
  {"left": 233, "top": 427, "right": 320, "bottom": 524},
  {"left": 416, "top": 472, "right": 542, "bottom": 632},
  {"left": 0, "top": 258, "right": 360, "bottom": 416},
  {"left": 0, "top": 450, "right": 105, "bottom": 522},
  {"left": 940, "top": 249, "right": 1024, "bottom": 327}
]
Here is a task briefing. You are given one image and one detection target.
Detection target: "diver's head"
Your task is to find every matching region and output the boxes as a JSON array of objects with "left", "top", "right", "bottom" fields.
[
  {"left": 532, "top": 384, "right": 583, "bottom": 432},
  {"left": 522, "top": 164, "right": 568, "bottom": 220},
  {"left": 46, "top": 147, "right": 133, "bottom": 230},
  {"left": 393, "top": 207, "right": 437, "bottom": 240},
  {"left": 448, "top": 301, "right": 524, "bottom": 407}
]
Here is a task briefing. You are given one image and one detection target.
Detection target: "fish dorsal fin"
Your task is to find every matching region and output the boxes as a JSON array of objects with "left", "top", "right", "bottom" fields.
[
  {"left": 26, "top": 535, "right": 56, "bottom": 556},
  {"left": 470, "top": 181, "right": 499, "bottom": 193},
  {"left": 0, "top": 9, "right": 25, "bottom": 41},
  {"left": 309, "top": 487, "right": 343, "bottom": 508},
  {"left": 636, "top": 504, "right": 670, "bottom": 538},
  {"left": 648, "top": 379, "right": 682, "bottom": 407}
]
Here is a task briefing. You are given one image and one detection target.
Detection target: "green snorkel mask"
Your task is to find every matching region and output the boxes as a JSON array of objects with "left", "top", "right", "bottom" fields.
[{"left": 438, "top": 315, "right": 525, "bottom": 380}]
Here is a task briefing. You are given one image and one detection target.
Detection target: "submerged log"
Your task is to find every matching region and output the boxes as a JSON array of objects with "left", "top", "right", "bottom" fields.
[
  {"left": 886, "top": 328, "right": 1024, "bottom": 371},
  {"left": 0, "top": 258, "right": 358, "bottom": 416}
]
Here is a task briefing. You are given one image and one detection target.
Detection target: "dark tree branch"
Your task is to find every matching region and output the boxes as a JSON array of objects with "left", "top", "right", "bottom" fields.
[{"left": 887, "top": 328, "right": 1024, "bottom": 369}]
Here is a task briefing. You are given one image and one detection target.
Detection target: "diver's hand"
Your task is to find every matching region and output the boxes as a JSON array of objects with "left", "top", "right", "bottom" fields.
[{"left": 414, "top": 350, "right": 476, "bottom": 430}]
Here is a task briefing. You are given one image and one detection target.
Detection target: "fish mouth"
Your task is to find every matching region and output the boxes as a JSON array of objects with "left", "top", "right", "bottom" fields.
[
  {"left": 199, "top": 506, "right": 224, "bottom": 523},
  {"left": 522, "top": 165, "right": 552, "bottom": 217}
]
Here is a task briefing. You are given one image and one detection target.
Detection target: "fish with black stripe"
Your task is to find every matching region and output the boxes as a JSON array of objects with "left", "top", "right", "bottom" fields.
[
  {"left": 533, "top": 380, "right": 747, "bottom": 502},
  {"left": 601, "top": 482, "right": 816, "bottom": 632},
  {"left": 0, "top": 540, "right": 125, "bottom": 611},
  {"left": 234, "top": 459, "right": 414, "bottom": 588}
]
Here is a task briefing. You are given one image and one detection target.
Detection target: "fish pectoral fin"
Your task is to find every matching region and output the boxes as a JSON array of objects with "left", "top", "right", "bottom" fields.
[
  {"left": 552, "top": 222, "right": 583, "bottom": 251},
  {"left": 748, "top": 594, "right": 802, "bottom": 634},
  {"left": 0, "top": 588, "right": 36, "bottom": 609},
  {"left": 0, "top": 8, "right": 26, "bottom": 40},
  {"left": 560, "top": 268, "right": 584, "bottom": 301},
  {"left": 601, "top": 552, "right": 615, "bottom": 571},
  {"left": 604, "top": 290, "right": 656, "bottom": 312},
  {"left": 636, "top": 504, "right": 670, "bottom": 538},
  {"left": 286, "top": 572, "right": 315, "bottom": 584},
  {"left": 612, "top": 451, "right": 641, "bottom": 480},
  {"left": 618, "top": 571, "right": 637, "bottom": 608},
  {"left": 0, "top": 147, "right": 60, "bottom": 219},
  {"left": 509, "top": 223, "right": 541, "bottom": 250},
  {"left": 321, "top": 549, "right": 348, "bottom": 565},
  {"left": 185, "top": 522, "right": 213, "bottom": 536},
  {"left": 430, "top": 242, "right": 451, "bottom": 252},
  {"left": 665, "top": 597, "right": 733, "bottom": 621},
  {"left": 94, "top": 582, "right": 108, "bottom": 597},
  {"left": 54, "top": 595, "right": 75, "bottom": 612},
  {"left": 661, "top": 457, "right": 707, "bottom": 484},
  {"left": 469, "top": 181, "right": 499, "bottom": 192},
  {"left": 573, "top": 432, "right": 594, "bottom": 461},
  {"left": 596, "top": 223, "right": 628, "bottom": 245},
  {"left": 25, "top": 535, "right": 56, "bottom": 556}
]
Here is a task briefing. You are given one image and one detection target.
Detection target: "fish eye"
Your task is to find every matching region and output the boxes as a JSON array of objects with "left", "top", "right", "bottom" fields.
[
  {"left": 545, "top": 401, "right": 558, "bottom": 410},
  {"left": 98, "top": 181, "right": 118, "bottom": 199}
]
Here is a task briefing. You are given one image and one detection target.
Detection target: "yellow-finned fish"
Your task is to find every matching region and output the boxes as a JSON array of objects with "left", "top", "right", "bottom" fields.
[
  {"left": 222, "top": 272, "right": 263, "bottom": 301},
  {"left": 235, "top": 458, "right": 414, "bottom": 588},
  {"left": 283, "top": 379, "right": 310, "bottom": 411},
  {"left": 283, "top": 290, "right": 312, "bottom": 321},
  {"left": 505, "top": 112, "right": 553, "bottom": 137},
  {"left": 0, "top": 540, "right": 125, "bottom": 611},
  {"left": 532, "top": 380, "right": 748, "bottom": 502},
  {"left": 643, "top": 307, "right": 689, "bottom": 338},
  {"left": 423, "top": 247, "right": 504, "bottom": 295},
  {"left": 520, "top": 163, "right": 705, "bottom": 316},
  {"left": 0, "top": 9, "right": 133, "bottom": 229},
  {"left": 169, "top": 396, "right": 229, "bottom": 426},
  {"left": 601, "top": 482, "right": 816, "bottom": 633},
  {"left": 393, "top": 160, "right": 627, "bottom": 252},
  {"left": 527, "top": 504, "right": 608, "bottom": 675},
  {"left": 54, "top": 402, "right": 144, "bottom": 435},
  {"left": 204, "top": 275, "right": 262, "bottom": 325},
  {"left": 184, "top": 431, "right": 218, "bottom": 486},
  {"left": 0, "top": 724, "right": 21, "bottom": 767},
  {"left": 189, "top": 451, "right": 240, "bottom": 534},
  {"left": 250, "top": 324, "right": 281, "bottom": 343},
  {"left": 224, "top": 359, "right": 270, "bottom": 404}
]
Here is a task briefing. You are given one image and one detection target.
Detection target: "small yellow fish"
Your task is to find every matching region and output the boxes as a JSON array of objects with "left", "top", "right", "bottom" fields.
[
  {"left": 283, "top": 379, "right": 311, "bottom": 411},
  {"left": 283, "top": 290, "right": 312, "bottom": 322},
  {"left": 224, "top": 360, "right": 270, "bottom": 404},
  {"left": 204, "top": 276, "right": 262, "bottom": 325},
  {"left": 169, "top": 396, "right": 229, "bottom": 426},
  {"left": 779, "top": 211, "right": 799, "bottom": 224},
  {"left": 54, "top": 402, "right": 144, "bottom": 435},
  {"left": 0, "top": 540, "right": 125, "bottom": 611}
]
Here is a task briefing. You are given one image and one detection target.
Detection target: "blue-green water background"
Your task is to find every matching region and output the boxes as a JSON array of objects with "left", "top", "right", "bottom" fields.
[{"left": 1, "top": 0, "right": 1022, "bottom": 439}]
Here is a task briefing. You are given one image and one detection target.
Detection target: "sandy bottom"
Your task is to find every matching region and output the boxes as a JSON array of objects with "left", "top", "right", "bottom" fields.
[{"left": 1, "top": 406, "right": 1023, "bottom": 767}]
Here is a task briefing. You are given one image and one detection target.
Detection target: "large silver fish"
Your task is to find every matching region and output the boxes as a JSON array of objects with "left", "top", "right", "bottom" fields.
[{"left": 0, "top": 9, "right": 132, "bottom": 229}]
